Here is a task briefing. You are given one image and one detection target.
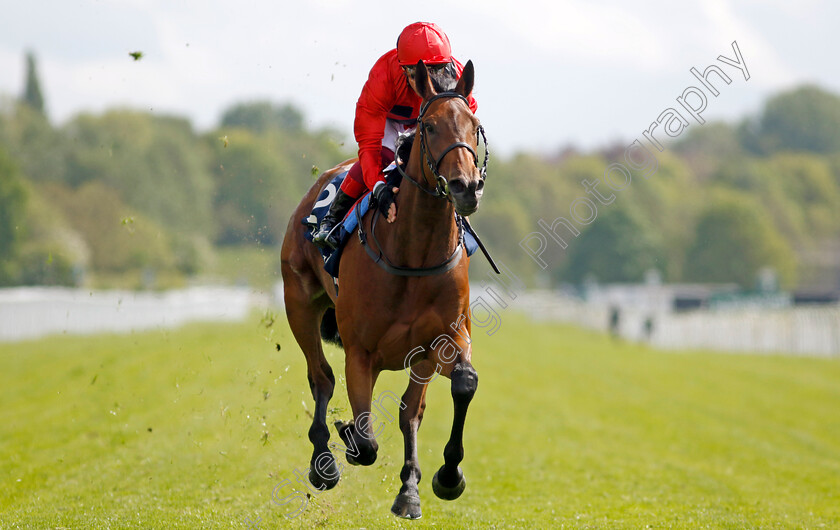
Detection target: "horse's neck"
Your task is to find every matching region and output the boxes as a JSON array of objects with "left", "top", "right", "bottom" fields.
[{"left": 382, "top": 156, "right": 458, "bottom": 268}]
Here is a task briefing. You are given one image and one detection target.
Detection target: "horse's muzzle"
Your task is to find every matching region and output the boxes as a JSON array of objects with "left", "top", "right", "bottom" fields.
[{"left": 448, "top": 176, "right": 484, "bottom": 216}]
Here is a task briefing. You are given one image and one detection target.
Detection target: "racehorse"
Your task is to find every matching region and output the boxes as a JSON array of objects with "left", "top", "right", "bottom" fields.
[{"left": 280, "top": 60, "right": 485, "bottom": 519}]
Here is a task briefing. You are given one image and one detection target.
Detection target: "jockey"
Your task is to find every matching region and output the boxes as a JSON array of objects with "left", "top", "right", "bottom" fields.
[{"left": 313, "top": 21, "right": 478, "bottom": 249}]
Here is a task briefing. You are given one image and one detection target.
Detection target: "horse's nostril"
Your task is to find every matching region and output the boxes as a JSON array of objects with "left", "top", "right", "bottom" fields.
[
  {"left": 448, "top": 179, "right": 466, "bottom": 194},
  {"left": 476, "top": 179, "right": 485, "bottom": 192}
]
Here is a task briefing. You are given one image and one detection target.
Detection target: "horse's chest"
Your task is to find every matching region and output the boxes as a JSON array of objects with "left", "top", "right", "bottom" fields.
[{"left": 370, "top": 308, "right": 464, "bottom": 369}]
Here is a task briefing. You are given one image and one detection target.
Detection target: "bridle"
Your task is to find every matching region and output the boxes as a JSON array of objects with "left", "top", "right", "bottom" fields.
[
  {"left": 356, "top": 91, "right": 492, "bottom": 277},
  {"left": 396, "top": 92, "right": 489, "bottom": 199}
]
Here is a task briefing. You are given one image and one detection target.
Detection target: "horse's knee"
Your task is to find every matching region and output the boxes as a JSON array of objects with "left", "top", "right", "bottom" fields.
[{"left": 450, "top": 363, "right": 478, "bottom": 403}]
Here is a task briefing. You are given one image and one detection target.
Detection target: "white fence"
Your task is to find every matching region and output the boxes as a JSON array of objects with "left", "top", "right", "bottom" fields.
[
  {"left": 650, "top": 308, "right": 840, "bottom": 357},
  {"left": 513, "top": 291, "right": 840, "bottom": 358},
  {"left": 0, "top": 286, "right": 257, "bottom": 342},
  {"left": 4, "top": 285, "right": 838, "bottom": 357}
]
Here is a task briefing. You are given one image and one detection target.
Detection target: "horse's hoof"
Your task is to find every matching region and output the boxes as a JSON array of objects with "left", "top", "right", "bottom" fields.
[
  {"left": 308, "top": 453, "right": 340, "bottom": 490},
  {"left": 432, "top": 466, "right": 466, "bottom": 500},
  {"left": 334, "top": 420, "right": 376, "bottom": 466},
  {"left": 391, "top": 492, "right": 422, "bottom": 519},
  {"left": 333, "top": 421, "right": 358, "bottom": 465},
  {"left": 346, "top": 449, "right": 376, "bottom": 466}
]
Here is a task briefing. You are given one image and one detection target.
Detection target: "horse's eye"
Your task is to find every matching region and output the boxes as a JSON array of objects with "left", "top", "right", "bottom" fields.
[{"left": 424, "top": 123, "right": 435, "bottom": 135}]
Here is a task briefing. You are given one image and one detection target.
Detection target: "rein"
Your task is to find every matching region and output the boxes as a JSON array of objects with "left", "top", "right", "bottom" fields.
[{"left": 357, "top": 91, "right": 489, "bottom": 277}]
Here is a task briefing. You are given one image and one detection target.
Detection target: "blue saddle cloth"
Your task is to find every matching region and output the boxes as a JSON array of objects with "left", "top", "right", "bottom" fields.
[{"left": 303, "top": 171, "right": 478, "bottom": 278}]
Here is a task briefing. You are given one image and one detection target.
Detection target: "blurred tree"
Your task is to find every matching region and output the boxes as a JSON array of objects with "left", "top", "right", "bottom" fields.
[
  {"left": 62, "top": 111, "right": 215, "bottom": 236},
  {"left": 712, "top": 153, "right": 840, "bottom": 247},
  {"left": 829, "top": 153, "right": 840, "bottom": 188},
  {"left": 0, "top": 146, "right": 28, "bottom": 284},
  {"left": 42, "top": 181, "right": 174, "bottom": 272},
  {"left": 740, "top": 85, "right": 840, "bottom": 155},
  {"left": 220, "top": 101, "right": 304, "bottom": 133},
  {"left": 718, "top": 158, "right": 808, "bottom": 247},
  {"left": 1, "top": 102, "right": 67, "bottom": 182},
  {"left": 16, "top": 182, "right": 89, "bottom": 286},
  {"left": 21, "top": 51, "right": 45, "bottom": 114},
  {"left": 617, "top": 151, "right": 699, "bottom": 281},
  {"left": 207, "top": 115, "right": 348, "bottom": 246},
  {"left": 207, "top": 130, "right": 291, "bottom": 245},
  {"left": 470, "top": 199, "right": 534, "bottom": 279},
  {"left": 673, "top": 121, "right": 743, "bottom": 181},
  {"left": 769, "top": 153, "right": 840, "bottom": 236},
  {"left": 561, "top": 202, "right": 667, "bottom": 284},
  {"left": 684, "top": 191, "right": 797, "bottom": 289},
  {"left": 711, "top": 156, "right": 766, "bottom": 193},
  {"left": 484, "top": 152, "right": 604, "bottom": 282},
  {"left": 17, "top": 241, "right": 80, "bottom": 286}
]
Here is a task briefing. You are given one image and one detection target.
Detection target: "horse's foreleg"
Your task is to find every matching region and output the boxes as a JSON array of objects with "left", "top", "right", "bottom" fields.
[
  {"left": 432, "top": 360, "right": 478, "bottom": 501},
  {"left": 336, "top": 349, "right": 380, "bottom": 466},
  {"left": 390, "top": 361, "right": 432, "bottom": 519}
]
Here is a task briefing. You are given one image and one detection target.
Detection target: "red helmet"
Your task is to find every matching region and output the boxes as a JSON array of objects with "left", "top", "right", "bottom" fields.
[{"left": 396, "top": 22, "right": 452, "bottom": 66}]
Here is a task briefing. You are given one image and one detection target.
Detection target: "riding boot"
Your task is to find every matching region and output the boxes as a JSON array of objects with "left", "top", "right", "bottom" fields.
[{"left": 313, "top": 189, "right": 356, "bottom": 249}]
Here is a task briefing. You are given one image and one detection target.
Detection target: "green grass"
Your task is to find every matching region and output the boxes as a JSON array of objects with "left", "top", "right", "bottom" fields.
[{"left": 1, "top": 313, "right": 839, "bottom": 528}]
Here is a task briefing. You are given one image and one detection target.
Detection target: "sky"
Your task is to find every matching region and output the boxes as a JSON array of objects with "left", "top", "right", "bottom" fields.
[{"left": 1, "top": 0, "right": 838, "bottom": 156}]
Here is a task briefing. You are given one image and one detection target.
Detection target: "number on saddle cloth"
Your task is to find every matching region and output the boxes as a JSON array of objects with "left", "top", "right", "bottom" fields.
[
  {"left": 303, "top": 171, "right": 348, "bottom": 235},
  {"left": 302, "top": 170, "right": 373, "bottom": 278}
]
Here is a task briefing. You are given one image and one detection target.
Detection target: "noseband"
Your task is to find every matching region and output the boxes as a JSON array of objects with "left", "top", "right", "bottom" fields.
[{"left": 397, "top": 92, "right": 490, "bottom": 198}]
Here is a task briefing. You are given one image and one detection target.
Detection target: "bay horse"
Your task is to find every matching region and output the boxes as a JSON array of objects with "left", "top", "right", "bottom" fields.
[{"left": 280, "top": 60, "right": 485, "bottom": 519}]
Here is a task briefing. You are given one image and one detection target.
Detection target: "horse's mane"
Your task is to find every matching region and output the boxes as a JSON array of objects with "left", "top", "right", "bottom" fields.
[
  {"left": 393, "top": 62, "right": 460, "bottom": 166},
  {"left": 395, "top": 130, "right": 415, "bottom": 165},
  {"left": 428, "top": 62, "right": 459, "bottom": 92}
]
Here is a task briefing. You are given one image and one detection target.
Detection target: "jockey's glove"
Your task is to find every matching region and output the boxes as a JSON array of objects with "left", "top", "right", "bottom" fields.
[{"left": 372, "top": 180, "right": 398, "bottom": 218}]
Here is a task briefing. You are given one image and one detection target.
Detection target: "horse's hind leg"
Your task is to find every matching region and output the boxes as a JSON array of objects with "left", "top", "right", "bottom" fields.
[
  {"left": 391, "top": 361, "right": 432, "bottom": 519},
  {"left": 432, "top": 360, "right": 478, "bottom": 500},
  {"left": 284, "top": 285, "right": 340, "bottom": 490}
]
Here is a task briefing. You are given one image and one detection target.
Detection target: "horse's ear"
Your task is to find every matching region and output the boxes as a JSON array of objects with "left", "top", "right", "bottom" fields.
[
  {"left": 454, "top": 60, "right": 474, "bottom": 99},
  {"left": 414, "top": 60, "right": 436, "bottom": 101}
]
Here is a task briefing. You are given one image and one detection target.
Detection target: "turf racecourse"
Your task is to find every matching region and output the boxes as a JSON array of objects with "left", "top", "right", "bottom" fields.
[{"left": 1, "top": 312, "right": 838, "bottom": 529}]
